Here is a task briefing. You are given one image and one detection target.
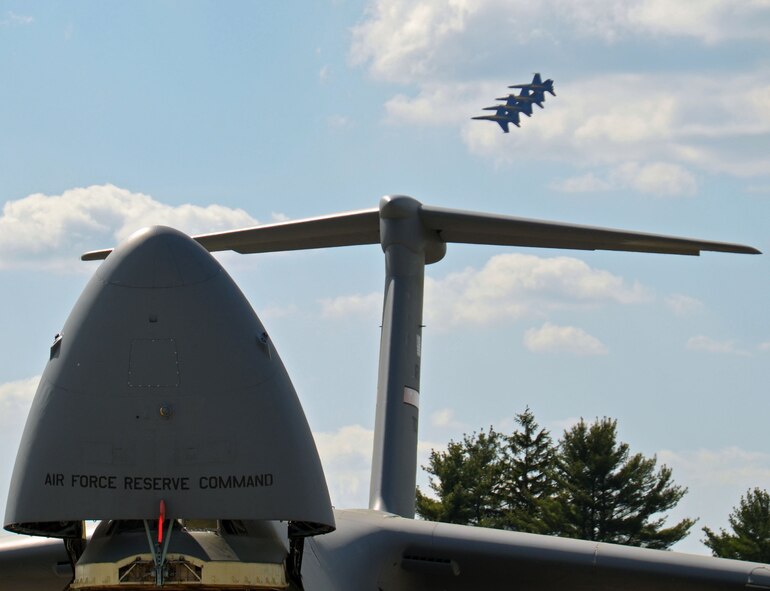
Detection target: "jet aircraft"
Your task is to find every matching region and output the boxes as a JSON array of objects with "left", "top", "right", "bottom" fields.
[
  {"left": 473, "top": 74, "right": 555, "bottom": 131},
  {"left": 495, "top": 88, "right": 542, "bottom": 111},
  {"left": 0, "top": 195, "right": 765, "bottom": 591},
  {"left": 471, "top": 107, "right": 521, "bottom": 133},
  {"left": 509, "top": 72, "right": 556, "bottom": 96}
]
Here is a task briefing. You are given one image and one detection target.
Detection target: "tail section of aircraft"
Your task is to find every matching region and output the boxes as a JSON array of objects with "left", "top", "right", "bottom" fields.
[{"left": 0, "top": 197, "right": 760, "bottom": 589}]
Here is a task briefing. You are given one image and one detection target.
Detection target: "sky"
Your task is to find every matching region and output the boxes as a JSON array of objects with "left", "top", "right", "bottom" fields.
[{"left": 0, "top": 0, "right": 769, "bottom": 555}]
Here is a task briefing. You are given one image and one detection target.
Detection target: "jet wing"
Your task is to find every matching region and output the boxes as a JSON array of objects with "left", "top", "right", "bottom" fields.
[{"left": 308, "top": 510, "right": 770, "bottom": 591}]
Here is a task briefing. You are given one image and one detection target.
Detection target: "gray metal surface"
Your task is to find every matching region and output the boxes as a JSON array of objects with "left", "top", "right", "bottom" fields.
[
  {"left": 0, "top": 535, "right": 69, "bottom": 590},
  {"left": 301, "top": 509, "right": 770, "bottom": 590},
  {"left": 5, "top": 226, "right": 334, "bottom": 537}
]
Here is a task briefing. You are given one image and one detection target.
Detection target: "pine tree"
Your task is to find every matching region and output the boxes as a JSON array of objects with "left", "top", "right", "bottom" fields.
[
  {"left": 416, "top": 428, "right": 503, "bottom": 527},
  {"left": 703, "top": 488, "right": 770, "bottom": 562},
  {"left": 497, "top": 408, "right": 558, "bottom": 533},
  {"left": 553, "top": 417, "right": 694, "bottom": 549}
]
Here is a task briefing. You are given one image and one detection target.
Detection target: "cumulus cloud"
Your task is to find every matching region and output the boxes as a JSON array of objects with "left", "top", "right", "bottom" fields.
[
  {"left": 553, "top": 162, "right": 697, "bottom": 197},
  {"left": 0, "top": 185, "right": 259, "bottom": 271},
  {"left": 313, "top": 425, "right": 374, "bottom": 508},
  {"left": 524, "top": 322, "right": 608, "bottom": 355},
  {"left": 0, "top": 376, "right": 38, "bottom": 428},
  {"left": 686, "top": 335, "right": 749, "bottom": 356},
  {"left": 391, "top": 73, "right": 770, "bottom": 180},
  {"left": 321, "top": 253, "right": 651, "bottom": 328},
  {"left": 424, "top": 253, "right": 651, "bottom": 328},
  {"left": 352, "top": 0, "right": 770, "bottom": 84},
  {"left": 351, "top": 0, "right": 770, "bottom": 184},
  {"left": 313, "top": 424, "right": 440, "bottom": 508},
  {"left": 321, "top": 292, "right": 381, "bottom": 319},
  {"left": 431, "top": 407, "right": 467, "bottom": 430}
]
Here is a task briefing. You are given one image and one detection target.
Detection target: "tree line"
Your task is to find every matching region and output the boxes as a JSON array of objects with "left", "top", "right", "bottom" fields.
[{"left": 416, "top": 408, "right": 770, "bottom": 561}]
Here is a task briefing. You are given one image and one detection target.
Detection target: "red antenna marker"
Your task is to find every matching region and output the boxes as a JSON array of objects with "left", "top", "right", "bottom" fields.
[{"left": 158, "top": 499, "right": 166, "bottom": 544}]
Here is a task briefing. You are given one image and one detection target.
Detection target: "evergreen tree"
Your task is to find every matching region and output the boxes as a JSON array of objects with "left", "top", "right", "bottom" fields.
[
  {"left": 416, "top": 428, "right": 503, "bottom": 527},
  {"left": 498, "top": 408, "right": 558, "bottom": 533},
  {"left": 703, "top": 488, "right": 770, "bottom": 562},
  {"left": 553, "top": 417, "right": 694, "bottom": 549}
]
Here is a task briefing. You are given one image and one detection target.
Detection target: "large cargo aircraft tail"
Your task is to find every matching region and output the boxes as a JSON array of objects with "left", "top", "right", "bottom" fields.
[{"left": 80, "top": 200, "right": 760, "bottom": 521}]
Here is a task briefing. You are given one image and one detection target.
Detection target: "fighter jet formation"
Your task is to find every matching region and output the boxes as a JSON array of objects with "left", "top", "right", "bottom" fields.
[{"left": 472, "top": 73, "right": 556, "bottom": 132}]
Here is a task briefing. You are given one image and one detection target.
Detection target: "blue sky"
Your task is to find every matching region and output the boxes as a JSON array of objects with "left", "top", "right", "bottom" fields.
[{"left": 1, "top": 0, "right": 769, "bottom": 554}]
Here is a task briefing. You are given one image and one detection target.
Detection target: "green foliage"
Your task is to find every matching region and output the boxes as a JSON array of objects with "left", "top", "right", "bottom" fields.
[
  {"left": 703, "top": 488, "right": 770, "bottom": 562},
  {"left": 498, "top": 408, "right": 558, "bottom": 534},
  {"left": 416, "top": 428, "right": 504, "bottom": 527},
  {"left": 417, "top": 411, "right": 695, "bottom": 549},
  {"left": 553, "top": 418, "right": 694, "bottom": 549}
]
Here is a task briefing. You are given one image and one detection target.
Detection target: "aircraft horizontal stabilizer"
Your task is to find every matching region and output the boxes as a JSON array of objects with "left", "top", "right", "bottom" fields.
[
  {"left": 418, "top": 205, "right": 761, "bottom": 256},
  {"left": 82, "top": 201, "right": 760, "bottom": 261},
  {"left": 81, "top": 208, "right": 381, "bottom": 260}
]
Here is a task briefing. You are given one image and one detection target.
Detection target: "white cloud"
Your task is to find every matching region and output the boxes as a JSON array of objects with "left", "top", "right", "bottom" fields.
[
  {"left": 686, "top": 335, "right": 749, "bottom": 356},
  {"left": 319, "top": 65, "right": 331, "bottom": 82},
  {"left": 553, "top": 162, "right": 697, "bottom": 197},
  {"left": 628, "top": 0, "right": 770, "bottom": 44},
  {"left": 323, "top": 253, "right": 651, "bottom": 328},
  {"left": 425, "top": 253, "right": 651, "bottom": 328},
  {"left": 660, "top": 447, "right": 770, "bottom": 489},
  {"left": 352, "top": 0, "right": 770, "bottom": 85},
  {"left": 0, "top": 11, "right": 33, "bottom": 26},
  {"left": 400, "top": 73, "right": 770, "bottom": 176},
  {"left": 665, "top": 293, "right": 704, "bottom": 316},
  {"left": 0, "top": 376, "right": 38, "bottom": 429},
  {"left": 524, "top": 322, "right": 608, "bottom": 355},
  {"left": 660, "top": 445, "right": 770, "bottom": 553},
  {"left": 758, "top": 341, "right": 770, "bottom": 352},
  {"left": 353, "top": 5, "right": 770, "bottom": 184},
  {"left": 0, "top": 185, "right": 259, "bottom": 271},
  {"left": 551, "top": 173, "right": 612, "bottom": 193},
  {"left": 313, "top": 424, "right": 440, "bottom": 508},
  {"left": 384, "top": 82, "right": 493, "bottom": 126},
  {"left": 321, "top": 292, "right": 381, "bottom": 319},
  {"left": 313, "top": 425, "right": 373, "bottom": 508},
  {"left": 430, "top": 407, "right": 467, "bottom": 430},
  {"left": 612, "top": 162, "right": 697, "bottom": 197}
]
